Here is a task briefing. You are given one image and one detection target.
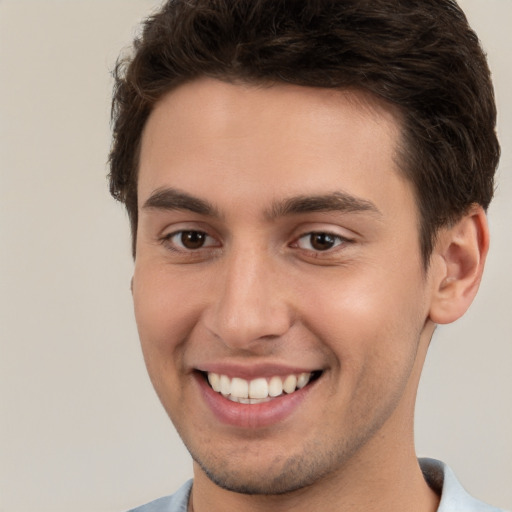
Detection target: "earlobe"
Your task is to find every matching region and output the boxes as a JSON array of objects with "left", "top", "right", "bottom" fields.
[{"left": 428, "top": 205, "right": 489, "bottom": 325}]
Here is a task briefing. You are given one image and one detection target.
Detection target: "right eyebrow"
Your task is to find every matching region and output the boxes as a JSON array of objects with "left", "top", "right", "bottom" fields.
[
  {"left": 265, "top": 191, "right": 382, "bottom": 220},
  {"left": 141, "top": 187, "right": 220, "bottom": 217}
]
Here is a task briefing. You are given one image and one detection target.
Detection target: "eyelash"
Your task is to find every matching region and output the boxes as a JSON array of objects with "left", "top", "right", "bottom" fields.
[
  {"left": 292, "top": 232, "right": 350, "bottom": 252},
  {"left": 161, "top": 230, "right": 219, "bottom": 252},
  {"left": 160, "top": 229, "right": 351, "bottom": 255}
]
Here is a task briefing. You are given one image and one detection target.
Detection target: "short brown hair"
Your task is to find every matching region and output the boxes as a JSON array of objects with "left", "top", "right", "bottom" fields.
[{"left": 109, "top": 0, "right": 500, "bottom": 264}]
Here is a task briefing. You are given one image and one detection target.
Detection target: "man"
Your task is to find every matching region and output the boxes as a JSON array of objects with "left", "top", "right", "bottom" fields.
[{"left": 109, "top": 1, "right": 503, "bottom": 511}]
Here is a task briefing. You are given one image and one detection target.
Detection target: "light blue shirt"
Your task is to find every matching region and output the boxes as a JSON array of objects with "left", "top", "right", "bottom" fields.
[{"left": 127, "top": 458, "right": 507, "bottom": 512}]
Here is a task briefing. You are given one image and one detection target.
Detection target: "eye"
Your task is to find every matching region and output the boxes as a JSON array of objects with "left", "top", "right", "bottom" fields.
[
  {"left": 163, "top": 230, "right": 218, "bottom": 251},
  {"left": 294, "top": 232, "right": 346, "bottom": 252}
]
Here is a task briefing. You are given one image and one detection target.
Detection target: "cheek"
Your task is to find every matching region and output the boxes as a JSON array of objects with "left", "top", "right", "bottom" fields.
[
  {"left": 132, "top": 267, "right": 195, "bottom": 382},
  {"left": 302, "top": 273, "right": 426, "bottom": 425},
  {"left": 298, "top": 265, "right": 427, "bottom": 365},
  {"left": 133, "top": 262, "right": 198, "bottom": 337}
]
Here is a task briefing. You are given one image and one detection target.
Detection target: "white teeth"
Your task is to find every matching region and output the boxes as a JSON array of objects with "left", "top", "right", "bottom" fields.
[
  {"left": 220, "top": 374, "right": 231, "bottom": 396},
  {"left": 249, "top": 378, "right": 268, "bottom": 399},
  {"left": 297, "top": 372, "right": 310, "bottom": 389},
  {"left": 206, "top": 371, "right": 315, "bottom": 402},
  {"left": 230, "top": 377, "right": 249, "bottom": 399},
  {"left": 283, "top": 374, "right": 297, "bottom": 394},
  {"left": 208, "top": 372, "right": 221, "bottom": 392},
  {"left": 268, "top": 376, "right": 283, "bottom": 397},
  {"left": 239, "top": 397, "right": 272, "bottom": 404}
]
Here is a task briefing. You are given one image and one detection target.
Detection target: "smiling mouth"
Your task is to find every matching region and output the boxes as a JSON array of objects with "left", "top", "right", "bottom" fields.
[{"left": 201, "top": 370, "right": 323, "bottom": 404}]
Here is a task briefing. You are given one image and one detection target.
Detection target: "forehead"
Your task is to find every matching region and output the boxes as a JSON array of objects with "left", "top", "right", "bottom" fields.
[{"left": 138, "top": 78, "right": 411, "bottom": 218}]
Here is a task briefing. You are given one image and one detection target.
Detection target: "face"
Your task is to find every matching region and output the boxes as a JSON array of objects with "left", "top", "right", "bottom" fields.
[{"left": 133, "top": 78, "right": 436, "bottom": 494}]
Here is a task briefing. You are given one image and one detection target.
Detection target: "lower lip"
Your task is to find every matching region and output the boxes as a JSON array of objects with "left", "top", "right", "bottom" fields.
[{"left": 195, "top": 373, "right": 316, "bottom": 429}]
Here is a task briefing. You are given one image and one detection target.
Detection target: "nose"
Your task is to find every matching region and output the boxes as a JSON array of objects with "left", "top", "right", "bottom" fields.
[{"left": 203, "top": 246, "right": 293, "bottom": 351}]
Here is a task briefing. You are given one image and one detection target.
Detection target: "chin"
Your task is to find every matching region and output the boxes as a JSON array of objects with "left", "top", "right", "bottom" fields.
[
  {"left": 195, "top": 456, "right": 321, "bottom": 495},
  {"left": 186, "top": 436, "right": 352, "bottom": 496}
]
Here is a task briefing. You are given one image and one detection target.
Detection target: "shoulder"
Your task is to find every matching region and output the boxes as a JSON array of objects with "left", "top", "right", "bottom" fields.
[
  {"left": 126, "top": 480, "right": 193, "bottom": 512},
  {"left": 419, "top": 458, "right": 508, "bottom": 512}
]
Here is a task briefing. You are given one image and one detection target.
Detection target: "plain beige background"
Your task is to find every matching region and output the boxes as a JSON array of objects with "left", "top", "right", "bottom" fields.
[{"left": 0, "top": 1, "right": 511, "bottom": 511}]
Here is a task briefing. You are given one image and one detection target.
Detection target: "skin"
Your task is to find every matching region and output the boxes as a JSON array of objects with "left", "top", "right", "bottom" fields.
[{"left": 132, "top": 78, "right": 488, "bottom": 512}]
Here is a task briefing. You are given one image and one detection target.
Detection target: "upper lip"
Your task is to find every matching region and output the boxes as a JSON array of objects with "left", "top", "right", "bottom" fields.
[{"left": 194, "top": 362, "right": 322, "bottom": 380}]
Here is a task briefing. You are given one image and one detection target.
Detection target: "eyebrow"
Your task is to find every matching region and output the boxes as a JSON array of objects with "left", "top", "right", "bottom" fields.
[
  {"left": 266, "top": 192, "right": 382, "bottom": 219},
  {"left": 142, "top": 187, "right": 381, "bottom": 220},
  {"left": 142, "top": 188, "right": 220, "bottom": 217}
]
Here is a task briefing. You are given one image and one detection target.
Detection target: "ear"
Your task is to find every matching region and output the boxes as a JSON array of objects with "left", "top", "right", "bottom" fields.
[{"left": 428, "top": 205, "right": 489, "bottom": 325}]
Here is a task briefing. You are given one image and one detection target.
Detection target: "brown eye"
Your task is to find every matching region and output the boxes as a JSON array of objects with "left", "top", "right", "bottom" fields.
[
  {"left": 163, "top": 230, "right": 218, "bottom": 251},
  {"left": 310, "top": 233, "right": 336, "bottom": 251},
  {"left": 180, "top": 231, "right": 207, "bottom": 249},
  {"left": 295, "top": 232, "right": 345, "bottom": 252}
]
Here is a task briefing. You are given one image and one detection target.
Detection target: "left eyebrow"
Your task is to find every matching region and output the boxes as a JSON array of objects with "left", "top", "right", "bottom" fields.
[
  {"left": 141, "top": 187, "right": 220, "bottom": 217},
  {"left": 265, "top": 192, "right": 382, "bottom": 219}
]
